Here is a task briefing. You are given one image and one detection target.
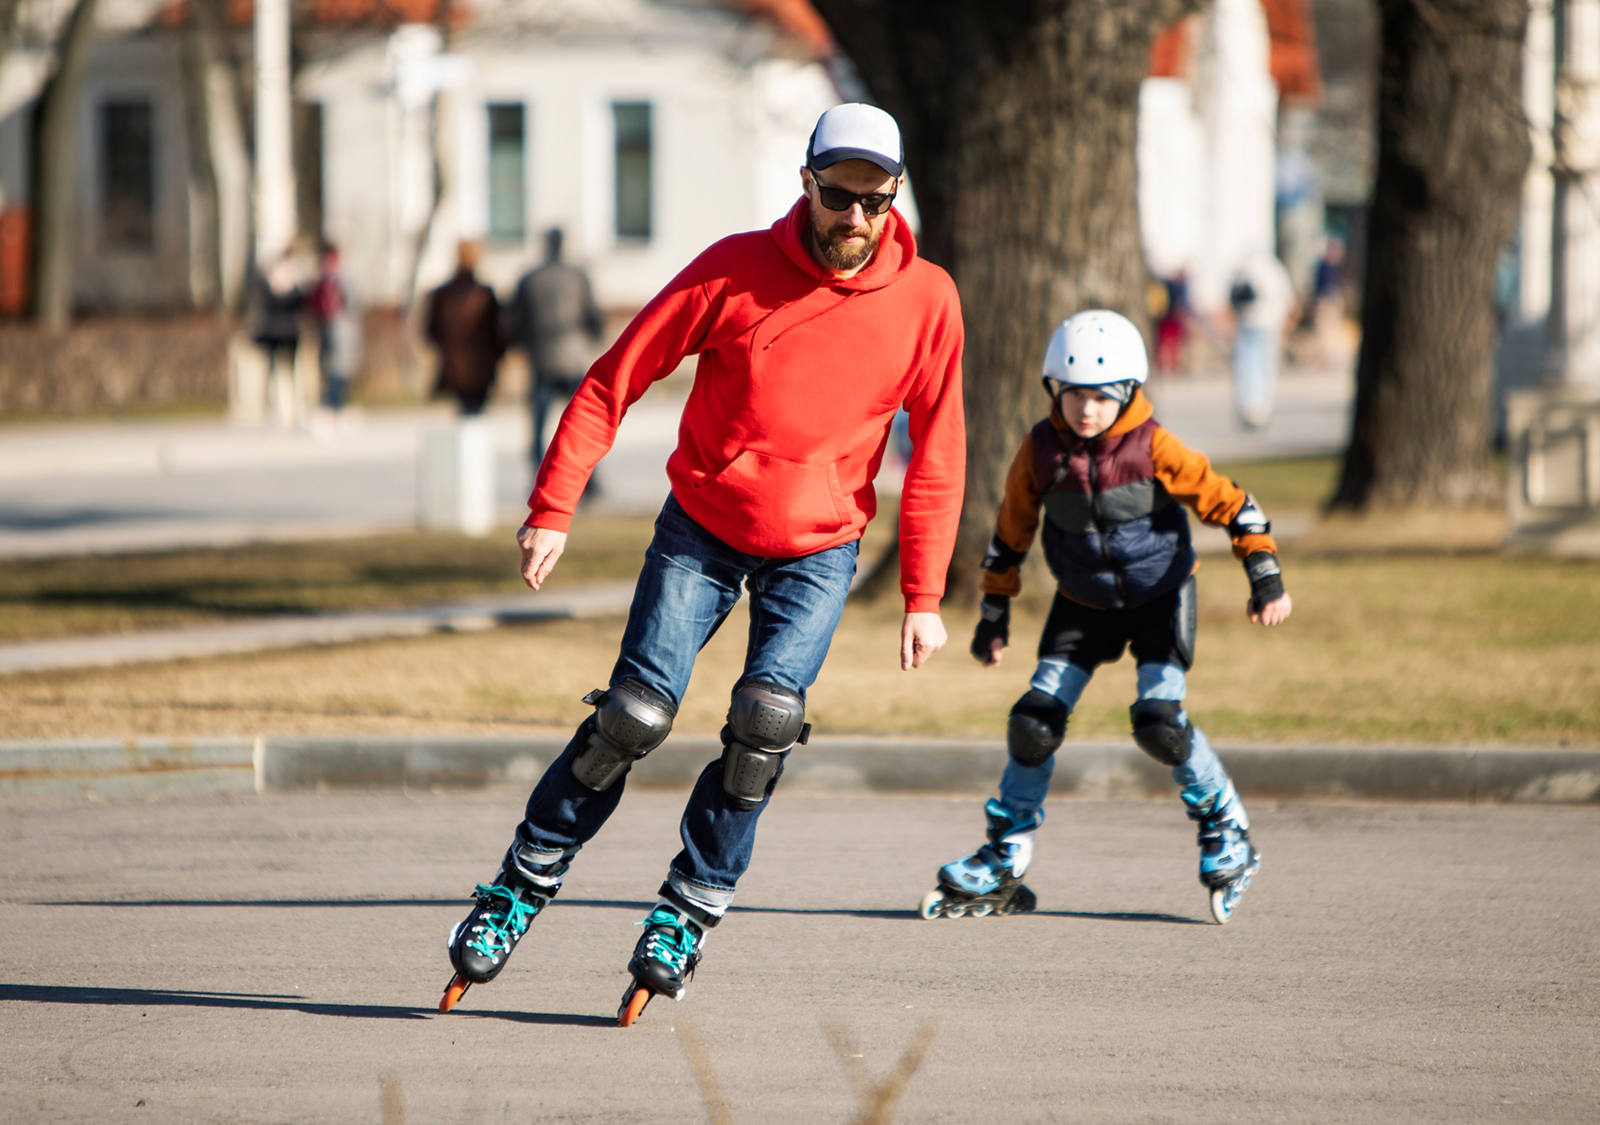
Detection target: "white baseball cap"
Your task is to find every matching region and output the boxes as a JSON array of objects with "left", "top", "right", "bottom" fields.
[{"left": 807, "top": 103, "right": 903, "bottom": 178}]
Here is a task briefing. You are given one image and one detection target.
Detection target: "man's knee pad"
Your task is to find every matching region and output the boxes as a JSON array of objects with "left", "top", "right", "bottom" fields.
[
  {"left": 721, "top": 682, "right": 809, "bottom": 810},
  {"left": 571, "top": 679, "right": 676, "bottom": 791},
  {"left": 1130, "top": 699, "right": 1193, "bottom": 766},
  {"left": 1007, "top": 689, "right": 1069, "bottom": 768}
]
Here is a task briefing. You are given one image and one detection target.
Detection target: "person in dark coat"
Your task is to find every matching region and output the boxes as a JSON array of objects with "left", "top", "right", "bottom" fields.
[
  {"left": 251, "top": 254, "right": 308, "bottom": 429},
  {"left": 426, "top": 240, "right": 504, "bottom": 415},
  {"left": 505, "top": 227, "right": 605, "bottom": 465}
]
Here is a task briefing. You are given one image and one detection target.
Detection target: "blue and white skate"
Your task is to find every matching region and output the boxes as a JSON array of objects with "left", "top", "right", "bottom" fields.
[
  {"left": 919, "top": 799, "right": 1041, "bottom": 919},
  {"left": 1183, "top": 786, "right": 1261, "bottom": 923}
]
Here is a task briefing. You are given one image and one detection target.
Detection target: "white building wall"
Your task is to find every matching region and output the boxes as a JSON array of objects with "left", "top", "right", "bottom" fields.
[{"left": 302, "top": 25, "right": 839, "bottom": 312}]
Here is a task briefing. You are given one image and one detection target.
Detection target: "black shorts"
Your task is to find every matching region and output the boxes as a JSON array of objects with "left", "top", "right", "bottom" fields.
[{"left": 1038, "top": 576, "right": 1197, "bottom": 672}]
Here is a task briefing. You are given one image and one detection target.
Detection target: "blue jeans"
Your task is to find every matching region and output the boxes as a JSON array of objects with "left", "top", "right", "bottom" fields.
[
  {"left": 508, "top": 494, "right": 858, "bottom": 912},
  {"left": 1232, "top": 326, "right": 1281, "bottom": 426}
]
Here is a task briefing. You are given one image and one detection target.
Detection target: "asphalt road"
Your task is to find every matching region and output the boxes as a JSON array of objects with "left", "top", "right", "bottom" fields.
[{"left": 2, "top": 788, "right": 1594, "bottom": 1124}]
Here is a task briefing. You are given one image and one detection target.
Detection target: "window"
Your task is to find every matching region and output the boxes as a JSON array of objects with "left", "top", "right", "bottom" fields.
[
  {"left": 487, "top": 103, "right": 526, "bottom": 242},
  {"left": 100, "top": 99, "right": 154, "bottom": 251},
  {"left": 612, "top": 101, "right": 652, "bottom": 241}
]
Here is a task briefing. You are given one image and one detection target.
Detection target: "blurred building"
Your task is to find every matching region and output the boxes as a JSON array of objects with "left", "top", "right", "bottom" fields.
[
  {"left": 1139, "top": 0, "right": 1323, "bottom": 316},
  {"left": 0, "top": 0, "right": 848, "bottom": 317},
  {"left": 0, "top": 0, "right": 1340, "bottom": 326}
]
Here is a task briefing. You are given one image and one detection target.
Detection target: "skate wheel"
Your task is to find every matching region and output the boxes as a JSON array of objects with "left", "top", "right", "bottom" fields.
[
  {"left": 618, "top": 985, "right": 652, "bottom": 1027},
  {"left": 917, "top": 889, "right": 946, "bottom": 920},
  {"left": 946, "top": 903, "right": 968, "bottom": 918},
  {"left": 438, "top": 974, "right": 471, "bottom": 1013},
  {"left": 969, "top": 902, "right": 993, "bottom": 917},
  {"left": 1209, "top": 886, "right": 1234, "bottom": 924}
]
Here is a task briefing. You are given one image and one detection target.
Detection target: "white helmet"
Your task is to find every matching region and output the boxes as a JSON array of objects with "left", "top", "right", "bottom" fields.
[{"left": 1041, "top": 309, "right": 1149, "bottom": 402}]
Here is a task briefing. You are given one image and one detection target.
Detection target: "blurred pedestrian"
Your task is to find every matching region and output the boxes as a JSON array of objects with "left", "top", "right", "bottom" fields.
[
  {"left": 505, "top": 227, "right": 605, "bottom": 467},
  {"left": 308, "top": 241, "right": 362, "bottom": 435},
  {"left": 425, "top": 240, "right": 504, "bottom": 415},
  {"left": 250, "top": 254, "right": 307, "bottom": 429},
  {"left": 1154, "top": 269, "right": 1192, "bottom": 376},
  {"left": 1227, "top": 250, "right": 1294, "bottom": 429},
  {"left": 1310, "top": 238, "right": 1346, "bottom": 371}
]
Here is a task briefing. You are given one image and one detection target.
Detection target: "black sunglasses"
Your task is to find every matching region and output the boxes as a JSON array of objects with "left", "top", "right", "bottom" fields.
[{"left": 808, "top": 172, "right": 897, "bottom": 217}]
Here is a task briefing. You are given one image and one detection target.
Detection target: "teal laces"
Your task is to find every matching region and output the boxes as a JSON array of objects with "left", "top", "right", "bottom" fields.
[
  {"left": 637, "top": 907, "right": 697, "bottom": 971},
  {"left": 466, "top": 883, "right": 540, "bottom": 958}
]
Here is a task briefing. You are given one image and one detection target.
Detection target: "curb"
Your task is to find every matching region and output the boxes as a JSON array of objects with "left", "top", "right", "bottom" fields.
[{"left": 3, "top": 736, "right": 1597, "bottom": 805}]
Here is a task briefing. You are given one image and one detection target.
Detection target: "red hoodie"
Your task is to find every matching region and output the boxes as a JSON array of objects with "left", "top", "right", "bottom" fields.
[{"left": 529, "top": 197, "right": 966, "bottom": 613}]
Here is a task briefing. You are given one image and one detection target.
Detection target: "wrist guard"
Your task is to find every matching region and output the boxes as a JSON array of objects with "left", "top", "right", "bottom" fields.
[
  {"left": 971, "top": 594, "right": 1010, "bottom": 659},
  {"left": 1243, "top": 551, "right": 1285, "bottom": 606}
]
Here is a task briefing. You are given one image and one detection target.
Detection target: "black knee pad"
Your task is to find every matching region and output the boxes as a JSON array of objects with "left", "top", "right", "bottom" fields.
[
  {"left": 1130, "top": 699, "right": 1193, "bottom": 766},
  {"left": 1007, "top": 689, "right": 1069, "bottom": 768},
  {"left": 721, "top": 682, "right": 808, "bottom": 809},
  {"left": 571, "top": 679, "right": 676, "bottom": 791}
]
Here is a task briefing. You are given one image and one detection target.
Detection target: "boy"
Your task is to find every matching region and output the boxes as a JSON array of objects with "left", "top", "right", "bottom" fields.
[{"left": 921, "top": 309, "right": 1291, "bottom": 924}]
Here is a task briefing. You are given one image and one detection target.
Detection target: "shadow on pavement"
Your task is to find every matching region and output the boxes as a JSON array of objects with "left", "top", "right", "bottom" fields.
[
  {"left": 34, "top": 897, "right": 1208, "bottom": 925},
  {"left": 0, "top": 982, "right": 619, "bottom": 1027}
]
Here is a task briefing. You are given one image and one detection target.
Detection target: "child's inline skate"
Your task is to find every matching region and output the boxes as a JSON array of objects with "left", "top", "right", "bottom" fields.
[
  {"left": 919, "top": 798, "right": 1042, "bottom": 919},
  {"left": 1182, "top": 783, "right": 1261, "bottom": 923},
  {"left": 438, "top": 866, "right": 557, "bottom": 1012},
  {"left": 617, "top": 892, "right": 717, "bottom": 1027}
]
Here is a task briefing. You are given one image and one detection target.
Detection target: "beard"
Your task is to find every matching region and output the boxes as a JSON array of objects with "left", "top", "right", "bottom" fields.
[{"left": 811, "top": 215, "right": 881, "bottom": 271}]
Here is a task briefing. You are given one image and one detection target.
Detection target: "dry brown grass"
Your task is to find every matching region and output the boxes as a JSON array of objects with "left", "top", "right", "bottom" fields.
[{"left": 5, "top": 526, "right": 1597, "bottom": 746}]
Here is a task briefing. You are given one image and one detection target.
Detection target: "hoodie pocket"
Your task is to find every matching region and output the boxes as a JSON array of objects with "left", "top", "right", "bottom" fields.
[{"left": 693, "top": 449, "right": 849, "bottom": 537}]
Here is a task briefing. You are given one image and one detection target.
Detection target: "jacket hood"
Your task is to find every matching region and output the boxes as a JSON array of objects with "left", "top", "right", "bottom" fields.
[
  {"left": 1049, "top": 388, "right": 1154, "bottom": 440},
  {"left": 770, "top": 196, "right": 916, "bottom": 291}
]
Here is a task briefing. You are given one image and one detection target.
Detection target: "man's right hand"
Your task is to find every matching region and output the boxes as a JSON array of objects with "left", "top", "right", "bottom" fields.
[
  {"left": 970, "top": 594, "right": 1010, "bottom": 666},
  {"left": 517, "top": 524, "right": 567, "bottom": 590}
]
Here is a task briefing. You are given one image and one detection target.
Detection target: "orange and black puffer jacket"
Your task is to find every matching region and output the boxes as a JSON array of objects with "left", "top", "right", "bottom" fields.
[{"left": 979, "top": 391, "right": 1277, "bottom": 610}]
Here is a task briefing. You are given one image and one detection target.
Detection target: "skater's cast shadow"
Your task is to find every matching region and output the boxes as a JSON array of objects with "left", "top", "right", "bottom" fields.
[
  {"left": 37, "top": 897, "right": 1203, "bottom": 924},
  {"left": 732, "top": 904, "right": 1205, "bottom": 925},
  {"left": 0, "top": 983, "right": 617, "bottom": 1028},
  {"left": 34, "top": 896, "right": 657, "bottom": 911},
  {"left": 1035, "top": 908, "right": 1206, "bottom": 925}
]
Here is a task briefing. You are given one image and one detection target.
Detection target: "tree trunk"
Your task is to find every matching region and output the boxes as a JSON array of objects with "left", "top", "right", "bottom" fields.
[
  {"left": 184, "top": 0, "right": 253, "bottom": 316},
  {"left": 30, "top": 0, "right": 100, "bottom": 330},
  {"left": 808, "top": 0, "right": 1197, "bottom": 605},
  {"left": 1329, "top": 0, "right": 1529, "bottom": 509}
]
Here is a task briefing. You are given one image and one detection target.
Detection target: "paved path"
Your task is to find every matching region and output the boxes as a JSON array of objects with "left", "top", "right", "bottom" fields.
[
  {"left": 1, "top": 788, "right": 1594, "bottom": 1123},
  {"left": 0, "top": 369, "right": 1351, "bottom": 560}
]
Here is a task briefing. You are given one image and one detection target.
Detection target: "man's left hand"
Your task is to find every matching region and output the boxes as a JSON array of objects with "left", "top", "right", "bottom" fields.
[{"left": 901, "top": 611, "right": 947, "bottom": 670}]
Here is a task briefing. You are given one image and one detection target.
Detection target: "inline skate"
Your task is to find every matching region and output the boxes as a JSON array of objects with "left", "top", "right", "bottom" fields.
[
  {"left": 918, "top": 798, "right": 1042, "bottom": 919},
  {"left": 1182, "top": 783, "right": 1261, "bottom": 924},
  {"left": 438, "top": 867, "right": 556, "bottom": 1012},
  {"left": 617, "top": 894, "right": 716, "bottom": 1027}
]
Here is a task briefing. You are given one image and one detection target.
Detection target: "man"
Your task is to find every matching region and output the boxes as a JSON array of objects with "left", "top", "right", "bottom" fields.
[
  {"left": 439, "top": 103, "right": 967, "bottom": 1026},
  {"left": 425, "top": 240, "right": 503, "bottom": 415},
  {"left": 505, "top": 227, "right": 605, "bottom": 467}
]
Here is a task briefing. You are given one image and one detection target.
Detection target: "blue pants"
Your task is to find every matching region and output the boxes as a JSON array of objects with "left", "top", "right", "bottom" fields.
[
  {"left": 1232, "top": 325, "right": 1281, "bottom": 426},
  {"left": 509, "top": 494, "right": 858, "bottom": 912},
  {"left": 997, "top": 586, "right": 1233, "bottom": 817}
]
